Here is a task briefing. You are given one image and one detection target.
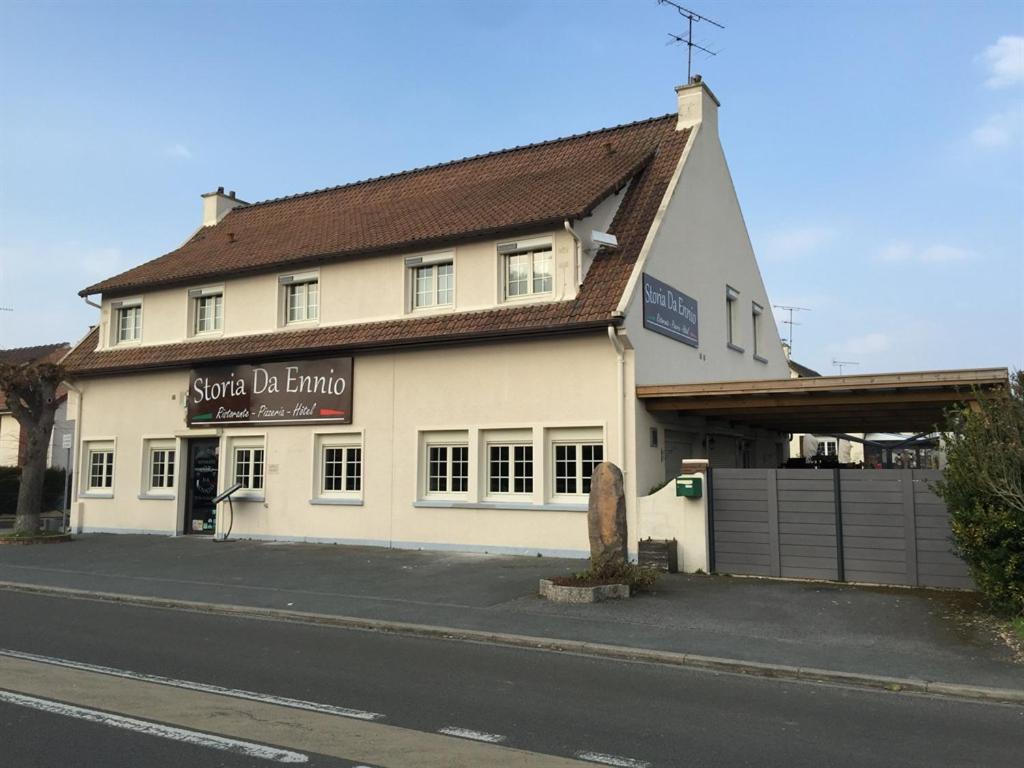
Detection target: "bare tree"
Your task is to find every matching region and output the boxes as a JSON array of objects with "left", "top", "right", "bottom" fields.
[{"left": 0, "top": 361, "right": 67, "bottom": 535}]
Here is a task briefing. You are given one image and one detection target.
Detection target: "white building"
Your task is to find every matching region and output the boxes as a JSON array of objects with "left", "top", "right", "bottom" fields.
[{"left": 64, "top": 81, "right": 790, "bottom": 558}]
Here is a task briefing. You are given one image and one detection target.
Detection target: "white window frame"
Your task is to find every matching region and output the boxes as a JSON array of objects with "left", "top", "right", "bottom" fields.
[
  {"left": 816, "top": 438, "right": 838, "bottom": 457},
  {"left": 189, "top": 286, "right": 224, "bottom": 336},
  {"left": 146, "top": 441, "right": 177, "bottom": 493},
  {"left": 279, "top": 272, "right": 319, "bottom": 326},
  {"left": 726, "top": 285, "right": 742, "bottom": 351},
  {"left": 485, "top": 442, "right": 534, "bottom": 498},
  {"left": 111, "top": 299, "right": 142, "bottom": 345},
  {"left": 425, "top": 443, "right": 470, "bottom": 496},
  {"left": 751, "top": 301, "right": 763, "bottom": 359},
  {"left": 412, "top": 262, "right": 454, "bottom": 309},
  {"left": 499, "top": 239, "right": 554, "bottom": 300},
  {"left": 233, "top": 445, "right": 265, "bottom": 492},
  {"left": 313, "top": 433, "right": 363, "bottom": 501},
  {"left": 551, "top": 440, "right": 604, "bottom": 499},
  {"left": 405, "top": 251, "right": 455, "bottom": 313},
  {"left": 82, "top": 440, "right": 116, "bottom": 495}
]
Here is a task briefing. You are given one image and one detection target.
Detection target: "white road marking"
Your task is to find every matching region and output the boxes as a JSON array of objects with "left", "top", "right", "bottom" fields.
[
  {"left": 437, "top": 725, "right": 507, "bottom": 743},
  {"left": 576, "top": 751, "right": 651, "bottom": 768},
  {"left": 0, "top": 689, "right": 308, "bottom": 763},
  {"left": 0, "top": 648, "right": 383, "bottom": 722}
]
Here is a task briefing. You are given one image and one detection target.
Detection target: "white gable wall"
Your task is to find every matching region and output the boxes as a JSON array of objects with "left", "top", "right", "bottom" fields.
[{"left": 619, "top": 111, "right": 790, "bottom": 494}]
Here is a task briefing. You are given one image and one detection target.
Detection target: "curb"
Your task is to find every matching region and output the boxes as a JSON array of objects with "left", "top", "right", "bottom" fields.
[{"left": 2, "top": 580, "right": 1022, "bottom": 705}]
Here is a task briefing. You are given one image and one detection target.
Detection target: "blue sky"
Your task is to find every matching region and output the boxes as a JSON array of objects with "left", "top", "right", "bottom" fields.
[{"left": 1, "top": 0, "right": 1021, "bottom": 375}]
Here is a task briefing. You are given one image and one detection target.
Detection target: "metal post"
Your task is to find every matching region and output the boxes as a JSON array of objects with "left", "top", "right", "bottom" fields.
[
  {"left": 706, "top": 467, "right": 716, "bottom": 573},
  {"left": 833, "top": 467, "right": 845, "bottom": 582}
]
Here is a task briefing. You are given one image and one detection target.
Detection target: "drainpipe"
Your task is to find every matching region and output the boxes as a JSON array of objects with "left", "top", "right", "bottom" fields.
[
  {"left": 607, "top": 325, "right": 626, "bottom": 479},
  {"left": 564, "top": 219, "right": 583, "bottom": 289},
  {"left": 82, "top": 295, "right": 101, "bottom": 309},
  {"left": 62, "top": 381, "right": 83, "bottom": 534}
]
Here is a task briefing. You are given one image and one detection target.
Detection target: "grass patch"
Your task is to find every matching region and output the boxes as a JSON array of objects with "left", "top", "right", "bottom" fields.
[
  {"left": 0, "top": 530, "right": 70, "bottom": 545},
  {"left": 1012, "top": 617, "right": 1024, "bottom": 643}
]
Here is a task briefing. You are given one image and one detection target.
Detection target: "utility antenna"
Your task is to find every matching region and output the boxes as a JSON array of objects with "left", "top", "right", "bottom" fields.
[
  {"left": 832, "top": 358, "right": 860, "bottom": 375},
  {"left": 658, "top": 1, "right": 724, "bottom": 82},
  {"left": 772, "top": 305, "right": 810, "bottom": 349}
]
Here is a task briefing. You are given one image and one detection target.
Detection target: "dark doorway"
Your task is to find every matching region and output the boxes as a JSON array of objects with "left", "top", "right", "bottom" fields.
[{"left": 185, "top": 438, "right": 219, "bottom": 534}]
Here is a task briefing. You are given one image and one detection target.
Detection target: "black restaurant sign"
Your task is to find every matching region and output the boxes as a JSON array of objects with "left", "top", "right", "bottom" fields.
[
  {"left": 642, "top": 273, "right": 699, "bottom": 347},
  {"left": 187, "top": 358, "right": 353, "bottom": 427}
]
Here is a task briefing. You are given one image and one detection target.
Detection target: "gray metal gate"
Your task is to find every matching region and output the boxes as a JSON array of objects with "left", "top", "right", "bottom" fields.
[{"left": 709, "top": 468, "right": 972, "bottom": 589}]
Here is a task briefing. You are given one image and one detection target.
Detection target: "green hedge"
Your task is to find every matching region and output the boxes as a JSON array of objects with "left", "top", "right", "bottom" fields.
[{"left": 0, "top": 466, "right": 68, "bottom": 514}]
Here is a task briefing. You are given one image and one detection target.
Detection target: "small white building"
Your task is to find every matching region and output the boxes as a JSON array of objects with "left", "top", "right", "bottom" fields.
[{"left": 64, "top": 81, "right": 790, "bottom": 558}]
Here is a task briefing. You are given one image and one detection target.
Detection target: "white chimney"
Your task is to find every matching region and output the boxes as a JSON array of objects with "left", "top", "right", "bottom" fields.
[
  {"left": 675, "top": 76, "right": 720, "bottom": 133},
  {"left": 201, "top": 186, "right": 247, "bottom": 227}
]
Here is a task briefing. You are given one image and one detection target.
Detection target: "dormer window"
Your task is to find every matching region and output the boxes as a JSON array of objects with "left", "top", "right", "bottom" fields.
[
  {"left": 112, "top": 299, "right": 142, "bottom": 344},
  {"left": 189, "top": 286, "right": 223, "bottom": 335},
  {"left": 499, "top": 239, "right": 553, "bottom": 299},
  {"left": 280, "top": 272, "right": 319, "bottom": 325}
]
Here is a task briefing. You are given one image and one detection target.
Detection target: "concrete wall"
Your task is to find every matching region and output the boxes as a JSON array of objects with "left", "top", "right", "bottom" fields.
[{"left": 73, "top": 334, "right": 620, "bottom": 557}]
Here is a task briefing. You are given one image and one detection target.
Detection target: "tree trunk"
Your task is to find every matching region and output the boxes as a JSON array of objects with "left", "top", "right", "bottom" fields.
[{"left": 14, "top": 411, "right": 56, "bottom": 535}]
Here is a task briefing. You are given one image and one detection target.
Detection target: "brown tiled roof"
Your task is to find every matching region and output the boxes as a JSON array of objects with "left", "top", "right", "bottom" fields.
[
  {"left": 82, "top": 115, "right": 678, "bottom": 297},
  {"left": 66, "top": 116, "right": 693, "bottom": 376}
]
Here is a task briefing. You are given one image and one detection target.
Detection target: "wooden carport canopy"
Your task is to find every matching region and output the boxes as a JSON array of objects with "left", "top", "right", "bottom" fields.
[{"left": 637, "top": 368, "right": 1009, "bottom": 434}]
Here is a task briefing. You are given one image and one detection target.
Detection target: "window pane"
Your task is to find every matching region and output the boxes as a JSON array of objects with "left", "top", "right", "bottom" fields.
[
  {"left": 554, "top": 444, "right": 576, "bottom": 495},
  {"left": 489, "top": 445, "right": 509, "bottom": 493},
  {"left": 235, "top": 450, "right": 251, "bottom": 488},
  {"left": 345, "top": 447, "right": 361, "bottom": 491},
  {"left": 451, "top": 445, "right": 468, "bottom": 493},
  {"left": 436, "top": 263, "right": 454, "bottom": 305},
  {"left": 306, "top": 281, "right": 318, "bottom": 319},
  {"left": 428, "top": 445, "right": 447, "bottom": 492},
  {"left": 581, "top": 444, "right": 603, "bottom": 494},
  {"left": 324, "top": 447, "right": 343, "bottom": 491},
  {"left": 415, "top": 266, "right": 434, "bottom": 308},
  {"left": 252, "top": 449, "right": 264, "bottom": 490},
  {"left": 151, "top": 450, "right": 165, "bottom": 488},
  {"left": 166, "top": 450, "right": 175, "bottom": 488},
  {"left": 532, "top": 249, "right": 552, "bottom": 293},
  {"left": 506, "top": 255, "right": 529, "bottom": 297},
  {"left": 513, "top": 445, "right": 533, "bottom": 494},
  {"left": 287, "top": 284, "right": 303, "bottom": 322}
]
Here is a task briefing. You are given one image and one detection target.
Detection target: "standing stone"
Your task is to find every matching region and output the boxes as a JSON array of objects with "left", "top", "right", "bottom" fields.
[{"left": 587, "top": 462, "right": 628, "bottom": 569}]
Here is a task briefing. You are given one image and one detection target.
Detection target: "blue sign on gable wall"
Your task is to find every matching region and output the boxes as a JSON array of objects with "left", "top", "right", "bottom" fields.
[{"left": 642, "top": 273, "right": 699, "bottom": 347}]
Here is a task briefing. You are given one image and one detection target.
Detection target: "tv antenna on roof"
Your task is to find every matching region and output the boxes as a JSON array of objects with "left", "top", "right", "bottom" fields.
[
  {"left": 772, "top": 305, "right": 810, "bottom": 349},
  {"left": 832, "top": 358, "right": 860, "bottom": 375},
  {"left": 658, "top": 1, "right": 724, "bottom": 82}
]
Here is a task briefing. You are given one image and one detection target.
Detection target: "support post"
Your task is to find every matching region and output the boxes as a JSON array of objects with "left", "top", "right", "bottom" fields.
[
  {"left": 767, "top": 469, "right": 781, "bottom": 577},
  {"left": 902, "top": 469, "right": 919, "bottom": 586},
  {"left": 833, "top": 468, "right": 845, "bottom": 582}
]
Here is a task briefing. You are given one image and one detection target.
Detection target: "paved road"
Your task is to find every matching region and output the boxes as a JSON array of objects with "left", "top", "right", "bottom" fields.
[{"left": 0, "top": 590, "right": 1020, "bottom": 767}]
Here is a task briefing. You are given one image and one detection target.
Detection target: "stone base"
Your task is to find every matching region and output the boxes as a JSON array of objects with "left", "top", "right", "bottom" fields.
[{"left": 539, "top": 578, "right": 630, "bottom": 603}]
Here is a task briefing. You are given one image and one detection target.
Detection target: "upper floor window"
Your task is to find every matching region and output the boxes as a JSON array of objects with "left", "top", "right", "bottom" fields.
[
  {"left": 280, "top": 273, "right": 319, "bottom": 324},
  {"left": 726, "top": 286, "right": 742, "bottom": 351},
  {"left": 414, "top": 262, "right": 454, "bottom": 309},
  {"left": 189, "top": 287, "right": 223, "bottom": 335},
  {"left": 113, "top": 300, "right": 142, "bottom": 344},
  {"left": 499, "top": 240, "right": 553, "bottom": 299},
  {"left": 751, "top": 302, "right": 763, "bottom": 359}
]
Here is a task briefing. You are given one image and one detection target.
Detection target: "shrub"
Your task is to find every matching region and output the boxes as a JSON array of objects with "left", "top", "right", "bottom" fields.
[
  {"left": 0, "top": 466, "right": 67, "bottom": 515},
  {"left": 935, "top": 371, "right": 1024, "bottom": 617},
  {"left": 551, "top": 559, "right": 661, "bottom": 593}
]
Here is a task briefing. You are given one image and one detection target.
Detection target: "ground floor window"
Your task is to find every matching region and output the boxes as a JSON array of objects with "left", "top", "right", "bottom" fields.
[
  {"left": 87, "top": 447, "right": 114, "bottom": 491},
  {"left": 488, "top": 443, "right": 533, "bottom": 494},
  {"left": 149, "top": 446, "right": 176, "bottom": 490},
  {"left": 323, "top": 445, "right": 362, "bottom": 493},
  {"left": 427, "top": 444, "right": 469, "bottom": 493},
  {"left": 234, "top": 447, "right": 265, "bottom": 490},
  {"left": 552, "top": 442, "right": 603, "bottom": 496}
]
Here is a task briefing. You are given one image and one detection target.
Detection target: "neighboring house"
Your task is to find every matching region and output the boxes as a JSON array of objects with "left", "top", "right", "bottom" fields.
[
  {"left": 63, "top": 79, "right": 790, "bottom": 556},
  {"left": 784, "top": 346, "right": 864, "bottom": 465},
  {"left": 0, "top": 343, "right": 74, "bottom": 470}
]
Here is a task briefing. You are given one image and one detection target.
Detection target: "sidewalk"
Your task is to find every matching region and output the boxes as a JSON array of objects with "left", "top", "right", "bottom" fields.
[{"left": 1, "top": 534, "right": 1021, "bottom": 693}]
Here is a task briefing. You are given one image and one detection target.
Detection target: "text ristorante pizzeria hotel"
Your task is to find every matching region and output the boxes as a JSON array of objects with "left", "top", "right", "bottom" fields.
[{"left": 64, "top": 81, "right": 790, "bottom": 556}]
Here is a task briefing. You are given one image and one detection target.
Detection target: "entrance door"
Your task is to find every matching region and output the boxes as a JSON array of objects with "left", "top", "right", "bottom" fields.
[{"left": 185, "top": 439, "right": 219, "bottom": 535}]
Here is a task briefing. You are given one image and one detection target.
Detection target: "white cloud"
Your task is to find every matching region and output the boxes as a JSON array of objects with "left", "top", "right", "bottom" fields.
[
  {"left": 981, "top": 35, "right": 1024, "bottom": 89},
  {"left": 970, "top": 107, "right": 1023, "bottom": 148},
  {"left": 759, "top": 226, "right": 837, "bottom": 261},
  {"left": 876, "top": 242, "right": 974, "bottom": 264},
  {"left": 164, "top": 143, "right": 193, "bottom": 159}
]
